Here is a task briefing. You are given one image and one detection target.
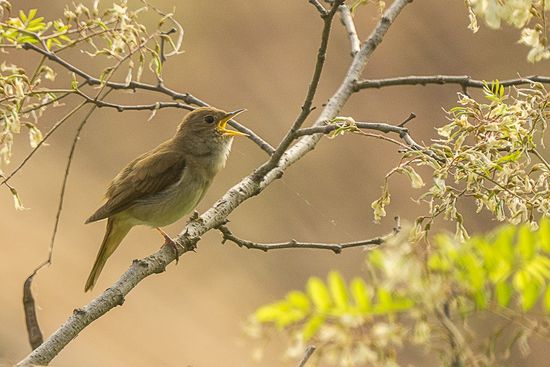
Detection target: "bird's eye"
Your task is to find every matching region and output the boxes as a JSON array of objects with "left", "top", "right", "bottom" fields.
[{"left": 204, "top": 115, "right": 215, "bottom": 124}]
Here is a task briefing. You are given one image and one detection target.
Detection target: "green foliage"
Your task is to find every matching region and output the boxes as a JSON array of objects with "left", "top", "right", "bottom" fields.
[
  {"left": 249, "top": 219, "right": 550, "bottom": 366},
  {"left": 372, "top": 81, "right": 550, "bottom": 241}
]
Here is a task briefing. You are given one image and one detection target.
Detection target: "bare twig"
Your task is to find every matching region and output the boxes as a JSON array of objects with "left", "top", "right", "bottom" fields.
[
  {"left": 16, "top": 1, "right": 412, "bottom": 365},
  {"left": 298, "top": 346, "right": 317, "bottom": 367},
  {"left": 20, "top": 90, "right": 112, "bottom": 351},
  {"left": 339, "top": 4, "right": 361, "bottom": 56},
  {"left": 354, "top": 74, "right": 550, "bottom": 91},
  {"left": 295, "top": 119, "right": 428, "bottom": 153},
  {"left": 1, "top": 101, "right": 88, "bottom": 186},
  {"left": 48, "top": 93, "right": 111, "bottom": 265},
  {"left": 309, "top": 0, "right": 328, "bottom": 16},
  {"left": 436, "top": 304, "right": 480, "bottom": 367},
  {"left": 18, "top": 42, "right": 274, "bottom": 154},
  {"left": 72, "top": 89, "right": 274, "bottom": 153},
  {"left": 218, "top": 219, "right": 399, "bottom": 254},
  {"left": 74, "top": 89, "right": 193, "bottom": 112},
  {"left": 261, "top": 0, "right": 344, "bottom": 174}
]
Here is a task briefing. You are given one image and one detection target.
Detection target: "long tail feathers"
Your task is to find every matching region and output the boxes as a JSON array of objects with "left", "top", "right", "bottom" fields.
[{"left": 85, "top": 218, "right": 131, "bottom": 292}]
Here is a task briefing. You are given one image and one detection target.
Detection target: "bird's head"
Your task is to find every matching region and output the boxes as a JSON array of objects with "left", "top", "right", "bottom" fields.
[{"left": 176, "top": 107, "right": 248, "bottom": 141}]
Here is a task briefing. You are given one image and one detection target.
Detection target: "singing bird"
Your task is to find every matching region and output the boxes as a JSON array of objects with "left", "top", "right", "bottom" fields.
[{"left": 84, "top": 107, "right": 247, "bottom": 291}]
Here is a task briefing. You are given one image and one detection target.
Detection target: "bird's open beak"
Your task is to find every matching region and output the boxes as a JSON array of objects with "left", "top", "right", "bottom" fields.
[{"left": 217, "top": 108, "right": 248, "bottom": 137}]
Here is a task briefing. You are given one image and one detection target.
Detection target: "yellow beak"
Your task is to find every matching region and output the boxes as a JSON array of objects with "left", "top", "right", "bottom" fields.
[{"left": 217, "top": 108, "right": 248, "bottom": 137}]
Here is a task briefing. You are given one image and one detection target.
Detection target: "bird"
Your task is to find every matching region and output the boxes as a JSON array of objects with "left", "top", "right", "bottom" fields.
[{"left": 84, "top": 107, "right": 247, "bottom": 291}]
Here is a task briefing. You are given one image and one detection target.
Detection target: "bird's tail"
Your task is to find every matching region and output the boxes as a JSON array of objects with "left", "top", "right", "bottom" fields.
[{"left": 85, "top": 218, "right": 132, "bottom": 292}]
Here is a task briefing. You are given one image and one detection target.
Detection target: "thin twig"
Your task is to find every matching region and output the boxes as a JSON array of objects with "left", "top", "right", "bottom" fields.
[
  {"left": 297, "top": 346, "right": 317, "bottom": 367},
  {"left": 309, "top": 0, "right": 328, "bottom": 16},
  {"left": 139, "top": 0, "right": 184, "bottom": 58},
  {"left": 1, "top": 101, "right": 88, "bottom": 186},
  {"left": 48, "top": 92, "right": 111, "bottom": 265},
  {"left": 20, "top": 90, "right": 113, "bottom": 351},
  {"left": 532, "top": 148, "right": 550, "bottom": 172},
  {"left": 354, "top": 74, "right": 550, "bottom": 91},
  {"left": 436, "top": 305, "right": 480, "bottom": 367},
  {"left": 260, "top": 0, "right": 344, "bottom": 174},
  {"left": 218, "top": 219, "right": 399, "bottom": 254},
  {"left": 75, "top": 90, "right": 193, "bottom": 111},
  {"left": 295, "top": 119, "right": 427, "bottom": 152},
  {"left": 71, "top": 89, "right": 273, "bottom": 153},
  {"left": 19, "top": 42, "right": 274, "bottom": 154},
  {"left": 338, "top": 4, "right": 360, "bottom": 56}
]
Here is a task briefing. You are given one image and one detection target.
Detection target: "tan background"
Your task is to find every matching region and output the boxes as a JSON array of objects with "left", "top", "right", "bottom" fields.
[{"left": 1, "top": 0, "right": 549, "bottom": 366}]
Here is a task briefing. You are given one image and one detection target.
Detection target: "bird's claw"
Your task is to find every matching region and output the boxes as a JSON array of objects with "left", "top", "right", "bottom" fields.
[{"left": 156, "top": 228, "right": 184, "bottom": 264}]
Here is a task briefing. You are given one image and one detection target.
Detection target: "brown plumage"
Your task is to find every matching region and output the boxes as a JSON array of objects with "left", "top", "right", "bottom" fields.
[{"left": 84, "top": 107, "right": 247, "bottom": 291}]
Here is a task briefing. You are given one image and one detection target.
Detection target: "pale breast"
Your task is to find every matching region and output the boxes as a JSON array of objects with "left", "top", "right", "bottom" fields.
[
  {"left": 127, "top": 165, "right": 211, "bottom": 227},
  {"left": 125, "top": 138, "right": 232, "bottom": 227}
]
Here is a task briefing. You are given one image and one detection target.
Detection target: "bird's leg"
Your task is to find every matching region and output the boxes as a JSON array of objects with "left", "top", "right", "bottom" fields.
[{"left": 155, "top": 227, "right": 184, "bottom": 264}]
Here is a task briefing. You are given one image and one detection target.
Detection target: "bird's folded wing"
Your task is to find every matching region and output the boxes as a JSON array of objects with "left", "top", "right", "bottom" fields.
[{"left": 86, "top": 149, "right": 186, "bottom": 223}]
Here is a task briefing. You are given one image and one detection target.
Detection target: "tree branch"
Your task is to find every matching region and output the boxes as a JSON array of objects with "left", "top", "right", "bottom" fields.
[
  {"left": 354, "top": 74, "right": 550, "bottom": 91},
  {"left": 263, "top": 0, "right": 344, "bottom": 174},
  {"left": 71, "top": 89, "right": 274, "bottom": 154},
  {"left": 218, "top": 218, "right": 399, "bottom": 254},
  {"left": 16, "top": 1, "right": 412, "bottom": 365},
  {"left": 339, "top": 4, "right": 361, "bottom": 56},
  {"left": 294, "top": 119, "right": 432, "bottom": 156},
  {"left": 297, "top": 345, "right": 317, "bottom": 367},
  {"left": 309, "top": 0, "right": 328, "bottom": 16},
  {"left": 19, "top": 42, "right": 275, "bottom": 155}
]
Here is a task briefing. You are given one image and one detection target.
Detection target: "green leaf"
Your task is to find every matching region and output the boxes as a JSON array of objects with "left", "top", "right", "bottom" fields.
[
  {"left": 496, "top": 150, "right": 522, "bottom": 164},
  {"left": 544, "top": 286, "right": 550, "bottom": 313},
  {"left": 517, "top": 225, "right": 536, "bottom": 260},
  {"left": 350, "top": 277, "right": 371, "bottom": 312},
  {"left": 539, "top": 217, "right": 550, "bottom": 253},
  {"left": 495, "top": 281, "right": 512, "bottom": 307},
  {"left": 399, "top": 166, "right": 425, "bottom": 189},
  {"left": 513, "top": 270, "right": 530, "bottom": 292},
  {"left": 328, "top": 271, "right": 349, "bottom": 311},
  {"left": 520, "top": 282, "right": 540, "bottom": 311},
  {"left": 286, "top": 291, "right": 310, "bottom": 312},
  {"left": 307, "top": 277, "right": 332, "bottom": 312},
  {"left": 302, "top": 314, "right": 325, "bottom": 341}
]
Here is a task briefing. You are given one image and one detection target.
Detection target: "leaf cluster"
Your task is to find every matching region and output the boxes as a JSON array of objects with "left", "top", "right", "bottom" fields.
[
  {"left": 466, "top": 0, "right": 550, "bottom": 62},
  {"left": 0, "top": 1, "right": 182, "bottom": 172},
  {"left": 373, "top": 81, "right": 550, "bottom": 241},
  {"left": 249, "top": 219, "right": 550, "bottom": 366}
]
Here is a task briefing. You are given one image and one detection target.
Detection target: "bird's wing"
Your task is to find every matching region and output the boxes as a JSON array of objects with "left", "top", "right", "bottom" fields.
[{"left": 86, "top": 146, "right": 186, "bottom": 223}]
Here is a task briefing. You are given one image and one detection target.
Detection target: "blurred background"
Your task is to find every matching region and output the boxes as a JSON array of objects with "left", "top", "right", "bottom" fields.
[{"left": 1, "top": 0, "right": 549, "bottom": 366}]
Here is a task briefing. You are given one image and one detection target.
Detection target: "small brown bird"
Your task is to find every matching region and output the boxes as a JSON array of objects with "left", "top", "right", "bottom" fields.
[{"left": 84, "top": 107, "right": 247, "bottom": 291}]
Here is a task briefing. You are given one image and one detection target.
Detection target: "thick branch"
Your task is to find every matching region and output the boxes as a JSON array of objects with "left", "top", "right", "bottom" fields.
[
  {"left": 16, "top": 1, "right": 412, "bottom": 365},
  {"left": 354, "top": 74, "right": 550, "bottom": 91},
  {"left": 218, "top": 220, "right": 399, "bottom": 253}
]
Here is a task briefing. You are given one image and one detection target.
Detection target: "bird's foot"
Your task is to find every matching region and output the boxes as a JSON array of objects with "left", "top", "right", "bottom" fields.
[{"left": 155, "top": 227, "right": 184, "bottom": 264}]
